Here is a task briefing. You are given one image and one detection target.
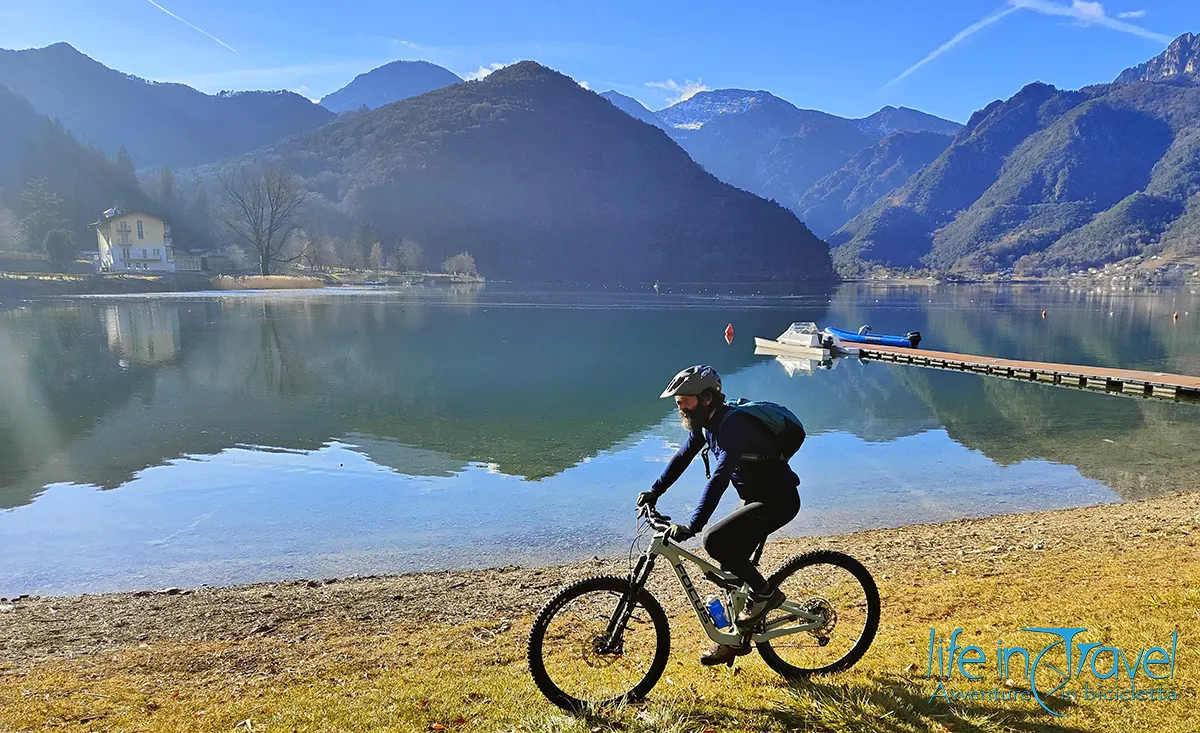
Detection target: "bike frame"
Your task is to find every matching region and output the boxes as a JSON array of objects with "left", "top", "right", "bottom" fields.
[{"left": 615, "top": 528, "right": 827, "bottom": 647}]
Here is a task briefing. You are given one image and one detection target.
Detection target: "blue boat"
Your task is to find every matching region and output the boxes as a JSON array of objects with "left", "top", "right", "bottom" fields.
[{"left": 825, "top": 325, "right": 922, "bottom": 349}]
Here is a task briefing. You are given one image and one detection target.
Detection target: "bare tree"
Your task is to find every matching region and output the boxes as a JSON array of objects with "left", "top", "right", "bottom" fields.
[
  {"left": 331, "top": 235, "right": 359, "bottom": 269},
  {"left": 218, "top": 167, "right": 310, "bottom": 276},
  {"left": 351, "top": 223, "right": 379, "bottom": 271},
  {"left": 0, "top": 209, "right": 23, "bottom": 252},
  {"left": 395, "top": 237, "right": 423, "bottom": 273},
  {"left": 443, "top": 252, "right": 478, "bottom": 276},
  {"left": 298, "top": 235, "right": 322, "bottom": 272},
  {"left": 296, "top": 228, "right": 338, "bottom": 272},
  {"left": 368, "top": 242, "right": 384, "bottom": 271}
]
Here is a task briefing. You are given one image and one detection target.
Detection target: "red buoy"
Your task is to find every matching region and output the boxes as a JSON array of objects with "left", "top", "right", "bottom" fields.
[
  {"left": 1041, "top": 310, "right": 1047, "bottom": 319},
  {"left": 1174, "top": 311, "right": 1179, "bottom": 322},
  {"left": 724, "top": 323, "right": 735, "bottom": 344}
]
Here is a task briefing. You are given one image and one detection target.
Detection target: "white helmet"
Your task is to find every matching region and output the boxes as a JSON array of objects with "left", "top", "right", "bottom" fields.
[{"left": 660, "top": 364, "right": 722, "bottom": 399}]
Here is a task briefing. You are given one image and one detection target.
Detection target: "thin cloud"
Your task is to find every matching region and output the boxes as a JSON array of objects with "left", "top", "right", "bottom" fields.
[
  {"left": 645, "top": 78, "right": 709, "bottom": 104},
  {"left": 143, "top": 0, "right": 239, "bottom": 55},
  {"left": 370, "top": 37, "right": 436, "bottom": 55},
  {"left": 883, "top": 5, "right": 1018, "bottom": 89},
  {"left": 1010, "top": 0, "right": 1173, "bottom": 43},
  {"left": 465, "top": 62, "right": 507, "bottom": 81},
  {"left": 1117, "top": 10, "right": 1147, "bottom": 19}
]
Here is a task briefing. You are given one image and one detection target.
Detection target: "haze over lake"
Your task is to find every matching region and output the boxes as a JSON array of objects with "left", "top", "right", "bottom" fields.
[{"left": 2, "top": 283, "right": 1197, "bottom": 596}]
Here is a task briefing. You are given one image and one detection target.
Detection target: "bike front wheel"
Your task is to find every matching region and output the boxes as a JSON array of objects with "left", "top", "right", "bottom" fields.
[
  {"left": 527, "top": 575, "right": 670, "bottom": 712},
  {"left": 755, "top": 549, "right": 880, "bottom": 678}
]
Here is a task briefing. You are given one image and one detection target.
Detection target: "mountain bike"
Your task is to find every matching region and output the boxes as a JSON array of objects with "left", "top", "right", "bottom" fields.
[{"left": 527, "top": 505, "right": 880, "bottom": 711}]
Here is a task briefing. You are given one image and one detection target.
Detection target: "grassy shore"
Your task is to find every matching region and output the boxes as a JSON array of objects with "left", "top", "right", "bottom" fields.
[
  {"left": 0, "top": 272, "right": 331, "bottom": 297},
  {"left": 2, "top": 494, "right": 1197, "bottom": 732}
]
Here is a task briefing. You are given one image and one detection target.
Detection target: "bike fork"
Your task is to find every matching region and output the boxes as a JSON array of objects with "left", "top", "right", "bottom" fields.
[{"left": 601, "top": 555, "right": 656, "bottom": 652}]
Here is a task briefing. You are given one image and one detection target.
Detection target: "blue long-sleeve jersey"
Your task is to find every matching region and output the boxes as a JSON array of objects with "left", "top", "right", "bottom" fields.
[{"left": 651, "top": 402, "right": 800, "bottom": 532}]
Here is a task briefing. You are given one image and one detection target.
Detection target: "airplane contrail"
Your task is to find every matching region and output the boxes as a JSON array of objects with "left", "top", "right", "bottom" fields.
[
  {"left": 144, "top": 0, "right": 240, "bottom": 55},
  {"left": 883, "top": 5, "right": 1017, "bottom": 89}
]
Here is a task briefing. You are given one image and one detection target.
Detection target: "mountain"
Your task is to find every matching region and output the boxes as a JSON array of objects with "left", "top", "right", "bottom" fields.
[
  {"left": 796, "top": 130, "right": 953, "bottom": 237},
  {"left": 0, "top": 85, "right": 47, "bottom": 185},
  {"left": 0, "top": 43, "right": 335, "bottom": 169},
  {"left": 852, "top": 105, "right": 963, "bottom": 138},
  {"left": 599, "top": 90, "right": 658, "bottom": 126},
  {"left": 320, "top": 60, "right": 461, "bottom": 112},
  {"left": 646, "top": 90, "right": 961, "bottom": 223},
  {"left": 657, "top": 88, "right": 796, "bottom": 129},
  {"left": 594, "top": 89, "right": 964, "bottom": 231},
  {"left": 831, "top": 35, "right": 1200, "bottom": 277},
  {"left": 654, "top": 90, "right": 876, "bottom": 206},
  {"left": 0, "top": 84, "right": 154, "bottom": 248},
  {"left": 208, "top": 62, "right": 832, "bottom": 283},
  {"left": 1115, "top": 32, "right": 1199, "bottom": 84},
  {"left": 753, "top": 114, "right": 882, "bottom": 209}
]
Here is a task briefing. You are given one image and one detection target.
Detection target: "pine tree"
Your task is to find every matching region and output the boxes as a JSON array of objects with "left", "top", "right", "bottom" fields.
[
  {"left": 44, "top": 228, "right": 77, "bottom": 271},
  {"left": 115, "top": 146, "right": 137, "bottom": 185},
  {"left": 18, "top": 178, "right": 65, "bottom": 252},
  {"left": 154, "top": 166, "right": 178, "bottom": 219},
  {"left": 185, "top": 178, "right": 213, "bottom": 247}
]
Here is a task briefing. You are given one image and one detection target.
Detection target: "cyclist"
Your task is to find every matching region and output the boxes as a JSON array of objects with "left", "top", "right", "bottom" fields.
[{"left": 637, "top": 364, "right": 801, "bottom": 666}]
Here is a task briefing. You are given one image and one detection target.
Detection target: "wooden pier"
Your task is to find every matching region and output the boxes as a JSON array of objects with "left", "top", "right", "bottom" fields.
[{"left": 757, "top": 339, "right": 1200, "bottom": 403}]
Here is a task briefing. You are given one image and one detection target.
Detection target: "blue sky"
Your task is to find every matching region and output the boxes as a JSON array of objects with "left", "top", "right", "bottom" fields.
[{"left": 0, "top": 1, "right": 1193, "bottom": 122}]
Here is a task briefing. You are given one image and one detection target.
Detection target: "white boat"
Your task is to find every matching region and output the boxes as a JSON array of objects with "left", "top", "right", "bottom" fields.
[
  {"left": 774, "top": 355, "right": 839, "bottom": 377},
  {"left": 778, "top": 321, "right": 824, "bottom": 348},
  {"left": 753, "top": 321, "right": 832, "bottom": 359},
  {"left": 754, "top": 321, "right": 861, "bottom": 358}
]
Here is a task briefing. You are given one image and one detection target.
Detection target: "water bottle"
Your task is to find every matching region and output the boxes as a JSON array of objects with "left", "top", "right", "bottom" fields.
[{"left": 705, "top": 594, "right": 730, "bottom": 629}]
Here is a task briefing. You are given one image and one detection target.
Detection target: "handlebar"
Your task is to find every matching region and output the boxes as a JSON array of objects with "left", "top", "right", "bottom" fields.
[{"left": 639, "top": 504, "right": 673, "bottom": 532}]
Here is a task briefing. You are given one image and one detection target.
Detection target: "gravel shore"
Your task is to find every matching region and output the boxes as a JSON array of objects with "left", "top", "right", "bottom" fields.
[{"left": 3, "top": 492, "right": 1197, "bottom": 673}]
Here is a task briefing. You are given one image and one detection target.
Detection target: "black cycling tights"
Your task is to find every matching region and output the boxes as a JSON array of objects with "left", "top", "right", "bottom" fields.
[{"left": 702, "top": 490, "right": 800, "bottom": 594}]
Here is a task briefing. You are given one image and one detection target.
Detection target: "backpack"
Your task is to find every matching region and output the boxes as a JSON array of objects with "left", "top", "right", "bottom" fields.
[{"left": 700, "top": 398, "right": 807, "bottom": 478}]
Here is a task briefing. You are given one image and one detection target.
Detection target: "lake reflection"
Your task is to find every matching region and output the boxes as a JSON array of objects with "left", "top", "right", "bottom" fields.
[{"left": 1, "top": 283, "right": 1197, "bottom": 595}]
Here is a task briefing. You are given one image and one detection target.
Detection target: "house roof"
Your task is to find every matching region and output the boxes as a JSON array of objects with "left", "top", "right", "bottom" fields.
[{"left": 89, "top": 208, "right": 166, "bottom": 228}]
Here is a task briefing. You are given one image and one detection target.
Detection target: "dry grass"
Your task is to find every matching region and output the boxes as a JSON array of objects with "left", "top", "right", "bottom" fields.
[
  {"left": 2, "top": 496, "right": 1197, "bottom": 732},
  {"left": 0, "top": 272, "right": 87, "bottom": 283},
  {"left": 323, "top": 269, "right": 485, "bottom": 285},
  {"left": 208, "top": 275, "right": 325, "bottom": 291}
]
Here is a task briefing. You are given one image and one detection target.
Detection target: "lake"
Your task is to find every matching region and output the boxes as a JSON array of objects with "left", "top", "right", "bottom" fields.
[{"left": 2, "top": 283, "right": 1198, "bottom": 596}]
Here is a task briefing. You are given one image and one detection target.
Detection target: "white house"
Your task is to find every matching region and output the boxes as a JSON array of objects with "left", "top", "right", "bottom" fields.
[{"left": 93, "top": 208, "right": 174, "bottom": 272}]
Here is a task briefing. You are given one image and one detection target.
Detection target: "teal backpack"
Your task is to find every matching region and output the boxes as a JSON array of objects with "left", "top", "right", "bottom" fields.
[{"left": 700, "top": 398, "right": 807, "bottom": 478}]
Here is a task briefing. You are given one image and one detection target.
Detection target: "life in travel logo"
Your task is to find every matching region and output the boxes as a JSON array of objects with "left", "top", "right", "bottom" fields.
[{"left": 925, "top": 627, "right": 1180, "bottom": 716}]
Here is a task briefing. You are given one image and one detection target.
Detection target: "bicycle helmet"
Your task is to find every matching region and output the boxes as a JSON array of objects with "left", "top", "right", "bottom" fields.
[{"left": 660, "top": 364, "right": 722, "bottom": 399}]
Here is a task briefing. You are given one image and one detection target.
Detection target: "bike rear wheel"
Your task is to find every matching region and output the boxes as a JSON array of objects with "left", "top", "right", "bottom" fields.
[
  {"left": 755, "top": 550, "right": 880, "bottom": 678},
  {"left": 527, "top": 575, "right": 670, "bottom": 712}
]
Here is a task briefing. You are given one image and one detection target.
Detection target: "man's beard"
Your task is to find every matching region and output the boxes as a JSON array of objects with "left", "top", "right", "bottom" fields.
[{"left": 679, "top": 404, "right": 709, "bottom": 432}]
